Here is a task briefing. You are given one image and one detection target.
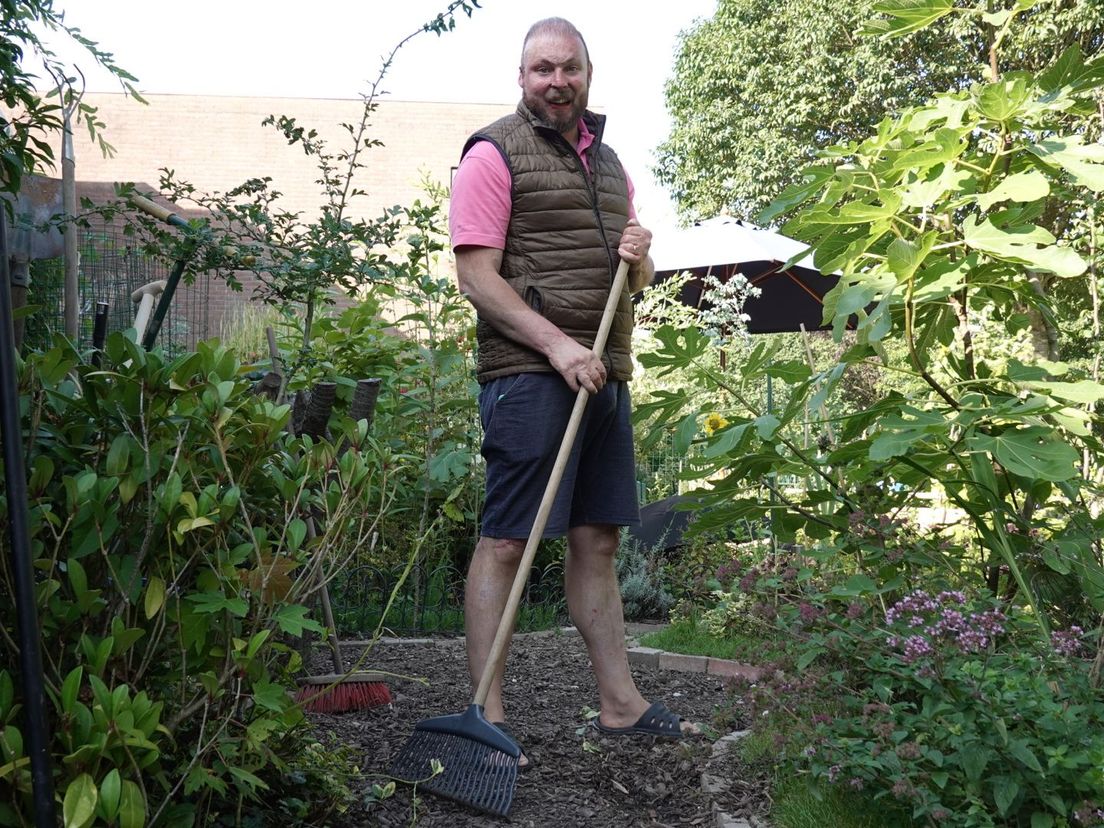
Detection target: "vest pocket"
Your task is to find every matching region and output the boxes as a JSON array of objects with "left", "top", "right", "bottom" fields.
[{"left": 525, "top": 286, "right": 543, "bottom": 314}]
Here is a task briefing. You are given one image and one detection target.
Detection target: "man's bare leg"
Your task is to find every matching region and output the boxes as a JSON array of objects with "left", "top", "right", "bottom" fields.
[
  {"left": 566, "top": 524, "right": 701, "bottom": 734},
  {"left": 565, "top": 524, "right": 651, "bottom": 728},
  {"left": 464, "top": 535, "right": 525, "bottom": 723}
]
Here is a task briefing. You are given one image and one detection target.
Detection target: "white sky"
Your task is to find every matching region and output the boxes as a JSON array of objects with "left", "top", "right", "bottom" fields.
[{"left": 38, "top": 0, "right": 719, "bottom": 227}]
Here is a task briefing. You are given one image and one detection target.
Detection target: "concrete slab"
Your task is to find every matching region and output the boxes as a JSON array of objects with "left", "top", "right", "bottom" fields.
[
  {"left": 627, "top": 646, "right": 664, "bottom": 668},
  {"left": 658, "top": 652, "right": 709, "bottom": 673}
]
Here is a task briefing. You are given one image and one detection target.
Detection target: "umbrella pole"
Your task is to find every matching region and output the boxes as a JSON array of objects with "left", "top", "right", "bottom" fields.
[{"left": 0, "top": 210, "right": 58, "bottom": 827}]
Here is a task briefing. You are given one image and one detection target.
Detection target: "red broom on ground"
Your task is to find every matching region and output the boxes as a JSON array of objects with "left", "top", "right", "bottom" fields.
[
  {"left": 295, "top": 672, "right": 392, "bottom": 713},
  {"left": 294, "top": 575, "right": 393, "bottom": 713}
]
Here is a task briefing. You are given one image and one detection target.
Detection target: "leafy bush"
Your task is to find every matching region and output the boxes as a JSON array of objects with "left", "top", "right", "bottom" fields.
[
  {"left": 0, "top": 334, "right": 394, "bottom": 824},
  {"left": 729, "top": 574, "right": 1104, "bottom": 827},
  {"left": 304, "top": 199, "right": 482, "bottom": 574}
]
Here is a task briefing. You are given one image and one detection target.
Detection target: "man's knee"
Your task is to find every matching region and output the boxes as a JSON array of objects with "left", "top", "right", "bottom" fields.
[
  {"left": 568, "top": 524, "right": 621, "bottom": 559},
  {"left": 475, "top": 535, "right": 526, "bottom": 567}
]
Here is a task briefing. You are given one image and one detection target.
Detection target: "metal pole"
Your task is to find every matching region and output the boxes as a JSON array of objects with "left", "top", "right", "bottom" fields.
[
  {"left": 767, "top": 370, "right": 777, "bottom": 554},
  {"left": 128, "top": 196, "right": 194, "bottom": 352},
  {"left": 140, "top": 255, "right": 188, "bottom": 351},
  {"left": 62, "top": 108, "right": 79, "bottom": 341},
  {"left": 0, "top": 209, "right": 58, "bottom": 826},
  {"left": 91, "top": 300, "right": 109, "bottom": 368}
]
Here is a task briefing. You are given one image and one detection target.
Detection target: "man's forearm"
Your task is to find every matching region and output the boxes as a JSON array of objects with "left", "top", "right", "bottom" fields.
[
  {"left": 629, "top": 255, "right": 655, "bottom": 294},
  {"left": 462, "top": 273, "right": 573, "bottom": 358},
  {"left": 456, "top": 245, "right": 612, "bottom": 393}
]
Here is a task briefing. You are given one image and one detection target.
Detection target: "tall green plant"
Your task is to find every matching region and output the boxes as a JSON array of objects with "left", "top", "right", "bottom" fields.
[
  {"left": 306, "top": 191, "right": 482, "bottom": 575},
  {"left": 101, "top": 1, "right": 481, "bottom": 359},
  {"left": 639, "top": 0, "right": 1104, "bottom": 634}
]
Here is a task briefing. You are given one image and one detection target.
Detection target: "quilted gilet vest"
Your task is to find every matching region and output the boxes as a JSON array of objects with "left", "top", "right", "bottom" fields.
[{"left": 461, "top": 103, "right": 634, "bottom": 383}]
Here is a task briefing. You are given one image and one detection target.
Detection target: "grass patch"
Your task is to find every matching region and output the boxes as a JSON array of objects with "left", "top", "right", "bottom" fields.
[
  {"left": 770, "top": 776, "right": 914, "bottom": 828},
  {"left": 638, "top": 614, "right": 791, "bottom": 662}
]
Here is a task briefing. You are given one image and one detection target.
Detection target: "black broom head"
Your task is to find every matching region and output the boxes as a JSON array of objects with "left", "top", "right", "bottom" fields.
[{"left": 389, "top": 704, "right": 520, "bottom": 817}]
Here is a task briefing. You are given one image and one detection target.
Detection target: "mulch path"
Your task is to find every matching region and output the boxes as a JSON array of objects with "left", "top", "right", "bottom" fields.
[{"left": 304, "top": 630, "right": 772, "bottom": 826}]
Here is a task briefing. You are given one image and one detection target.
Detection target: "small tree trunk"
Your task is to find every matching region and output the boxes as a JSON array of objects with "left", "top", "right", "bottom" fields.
[{"left": 1026, "top": 271, "right": 1060, "bottom": 361}]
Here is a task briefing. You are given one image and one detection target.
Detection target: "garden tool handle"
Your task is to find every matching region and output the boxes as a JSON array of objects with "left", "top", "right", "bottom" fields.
[
  {"left": 475, "top": 259, "right": 631, "bottom": 707},
  {"left": 129, "top": 194, "right": 250, "bottom": 261},
  {"left": 129, "top": 194, "right": 188, "bottom": 229}
]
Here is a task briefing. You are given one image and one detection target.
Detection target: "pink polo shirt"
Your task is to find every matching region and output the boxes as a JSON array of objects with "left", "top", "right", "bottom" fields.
[{"left": 450, "top": 117, "right": 637, "bottom": 250}]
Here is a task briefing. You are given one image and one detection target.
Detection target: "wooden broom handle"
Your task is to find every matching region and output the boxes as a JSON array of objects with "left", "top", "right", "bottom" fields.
[
  {"left": 129, "top": 193, "right": 179, "bottom": 224},
  {"left": 474, "top": 259, "right": 631, "bottom": 707}
]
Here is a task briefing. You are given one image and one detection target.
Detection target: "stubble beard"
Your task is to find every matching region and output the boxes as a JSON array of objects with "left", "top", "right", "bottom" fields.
[{"left": 525, "top": 91, "right": 587, "bottom": 136}]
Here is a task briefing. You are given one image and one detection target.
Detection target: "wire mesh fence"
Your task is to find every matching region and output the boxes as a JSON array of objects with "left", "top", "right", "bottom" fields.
[
  {"left": 329, "top": 561, "right": 569, "bottom": 637},
  {"left": 637, "top": 442, "right": 702, "bottom": 503},
  {"left": 25, "top": 227, "right": 211, "bottom": 355}
]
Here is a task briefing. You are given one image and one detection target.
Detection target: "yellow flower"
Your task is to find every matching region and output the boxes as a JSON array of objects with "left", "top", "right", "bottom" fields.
[{"left": 703, "top": 412, "right": 729, "bottom": 436}]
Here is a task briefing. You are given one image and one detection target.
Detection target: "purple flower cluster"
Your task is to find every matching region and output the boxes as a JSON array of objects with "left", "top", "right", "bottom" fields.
[
  {"left": 1051, "top": 626, "right": 1086, "bottom": 658},
  {"left": 715, "top": 559, "right": 743, "bottom": 582},
  {"left": 884, "top": 590, "right": 1006, "bottom": 661},
  {"left": 892, "top": 635, "right": 933, "bottom": 663},
  {"left": 738, "top": 568, "right": 761, "bottom": 593},
  {"left": 798, "top": 602, "right": 823, "bottom": 624}
]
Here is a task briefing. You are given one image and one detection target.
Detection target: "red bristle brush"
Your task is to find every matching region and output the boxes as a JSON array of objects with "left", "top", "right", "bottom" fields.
[
  {"left": 295, "top": 579, "right": 392, "bottom": 712},
  {"left": 295, "top": 523, "right": 392, "bottom": 713}
]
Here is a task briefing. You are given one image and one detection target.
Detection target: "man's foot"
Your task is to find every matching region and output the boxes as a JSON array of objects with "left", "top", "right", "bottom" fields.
[
  {"left": 492, "top": 722, "right": 531, "bottom": 771},
  {"left": 593, "top": 701, "right": 703, "bottom": 739}
]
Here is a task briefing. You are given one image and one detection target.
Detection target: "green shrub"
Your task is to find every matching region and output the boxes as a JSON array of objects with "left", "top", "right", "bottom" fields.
[
  {"left": 617, "top": 536, "right": 676, "bottom": 621},
  {"left": 301, "top": 202, "right": 482, "bottom": 576},
  {"left": 0, "top": 334, "right": 394, "bottom": 823}
]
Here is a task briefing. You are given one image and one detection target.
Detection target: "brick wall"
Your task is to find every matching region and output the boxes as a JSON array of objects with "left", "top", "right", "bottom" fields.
[
  {"left": 59, "top": 93, "right": 513, "bottom": 336},
  {"left": 69, "top": 93, "right": 511, "bottom": 221}
]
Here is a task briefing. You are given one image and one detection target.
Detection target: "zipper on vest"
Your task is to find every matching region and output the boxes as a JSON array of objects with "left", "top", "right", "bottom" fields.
[
  {"left": 556, "top": 132, "right": 618, "bottom": 284},
  {"left": 555, "top": 131, "right": 618, "bottom": 373}
]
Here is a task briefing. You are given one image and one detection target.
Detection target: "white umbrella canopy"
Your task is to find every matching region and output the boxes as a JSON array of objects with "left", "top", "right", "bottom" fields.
[
  {"left": 646, "top": 216, "right": 843, "bottom": 335},
  {"left": 649, "top": 216, "right": 818, "bottom": 273}
]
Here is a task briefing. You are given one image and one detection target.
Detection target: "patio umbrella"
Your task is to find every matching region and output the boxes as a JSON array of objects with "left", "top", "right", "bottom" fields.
[{"left": 649, "top": 217, "right": 843, "bottom": 334}]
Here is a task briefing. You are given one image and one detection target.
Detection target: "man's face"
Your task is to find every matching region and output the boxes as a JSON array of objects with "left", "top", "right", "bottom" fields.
[{"left": 518, "top": 31, "right": 591, "bottom": 136}]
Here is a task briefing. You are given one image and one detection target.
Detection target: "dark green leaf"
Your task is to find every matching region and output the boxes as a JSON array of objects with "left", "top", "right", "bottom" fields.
[{"left": 970, "top": 427, "right": 1079, "bottom": 481}]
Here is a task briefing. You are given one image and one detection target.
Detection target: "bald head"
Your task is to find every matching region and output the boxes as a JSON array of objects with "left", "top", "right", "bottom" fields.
[{"left": 521, "top": 17, "right": 590, "bottom": 71}]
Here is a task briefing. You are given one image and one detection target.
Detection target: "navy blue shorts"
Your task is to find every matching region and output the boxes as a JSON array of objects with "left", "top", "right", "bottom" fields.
[{"left": 477, "top": 372, "right": 640, "bottom": 539}]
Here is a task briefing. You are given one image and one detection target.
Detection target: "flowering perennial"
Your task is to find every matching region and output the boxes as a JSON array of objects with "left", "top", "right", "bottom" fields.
[{"left": 884, "top": 590, "right": 1006, "bottom": 661}]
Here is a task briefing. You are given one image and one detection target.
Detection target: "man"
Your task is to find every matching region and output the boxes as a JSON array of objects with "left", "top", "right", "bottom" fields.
[{"left": 450, "top": 17, "right": 695, "bottom": 765}]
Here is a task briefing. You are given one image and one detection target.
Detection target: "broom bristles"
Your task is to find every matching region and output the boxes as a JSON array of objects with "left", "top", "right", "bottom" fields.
[
  {"left": 295, "top": 679, "right": 392, "bottom": 713},
  {"left": 389, "top": 729, "right": 518, "bottom": 818}
]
